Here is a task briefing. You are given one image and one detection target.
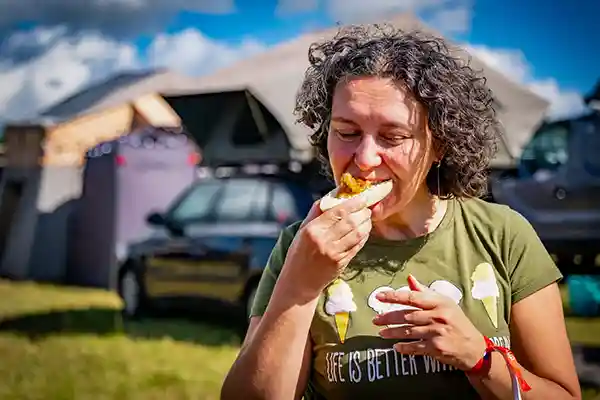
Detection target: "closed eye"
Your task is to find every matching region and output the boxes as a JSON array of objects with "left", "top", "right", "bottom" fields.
[{"left": 334, "top": 129, "right": 361, "bottom": 141}]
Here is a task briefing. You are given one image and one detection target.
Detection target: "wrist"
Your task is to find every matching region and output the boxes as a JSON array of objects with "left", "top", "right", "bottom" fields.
[
  {"left": 278, "top": 264, "right": 325, "bottom": 303},
  {"left": 465, "top": 335, "right": 494, "bottom": 374}
]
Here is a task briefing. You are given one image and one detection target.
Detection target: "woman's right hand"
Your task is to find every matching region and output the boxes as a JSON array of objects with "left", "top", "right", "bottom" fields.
[{"left": 281, "top": 196, "right": 373, "bottom": 298}]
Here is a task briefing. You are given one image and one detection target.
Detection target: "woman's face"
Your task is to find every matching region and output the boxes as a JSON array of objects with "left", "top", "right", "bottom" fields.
[{"left": 327, "top": 76, "right": 438, "bottom": 222}]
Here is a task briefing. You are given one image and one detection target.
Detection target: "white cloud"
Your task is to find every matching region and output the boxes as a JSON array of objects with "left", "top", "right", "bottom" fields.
[
  {"left": 425, "top": 4, "right": 472, "bottom": 35},
  {"left": 148, "top": 29, "right": 267, "bottom": 76},
  {"left": 327, "top": 0, "right": 447, "bottom": 23},
  {"left": 0, "top": 27, "right": 138, "bottom": 122},
  {"left": 466, "top": 45, "right": 589, "bottom": 121},
  {"left": 0, "top": 26, "right": 267, "bottom": 125},
  {"left": 276, "top": 0, "right": 473, "bottom": 34}
]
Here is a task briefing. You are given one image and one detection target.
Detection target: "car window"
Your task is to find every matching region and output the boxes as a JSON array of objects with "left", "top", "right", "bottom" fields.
[
  {"left": 271, "top": 184, "right": 298, "bottom": 222},
  {"left": 271, "top": 182, "right": 314, "bottom": 223},
  {"left": 214, "top": 179, "right": 270, "bottom": 222},
  {"left": 168, "top": 181, "right": 222, "bottom": 222},
  {"left": 519, "top": 123, "right": 570, "bottom": 177},
  {"left": 581, "top": 117, "right": 600, "bottom": 177}
]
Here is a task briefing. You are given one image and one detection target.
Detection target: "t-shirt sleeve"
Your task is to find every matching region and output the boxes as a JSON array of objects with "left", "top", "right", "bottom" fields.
[
  {"left": 249, "top": 221, "right": 302, "bottom": 318},
  {"left": 505, "top": 208, "right": 563, "bottom": 304}
]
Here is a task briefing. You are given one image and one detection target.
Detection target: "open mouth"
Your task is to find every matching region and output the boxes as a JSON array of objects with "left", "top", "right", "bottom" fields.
[
  {"left": 319, "top": 173, "right": 394, "bottom": 212},
  {"left": 335, "top": 173, "right": 391, "bottom": 199}
]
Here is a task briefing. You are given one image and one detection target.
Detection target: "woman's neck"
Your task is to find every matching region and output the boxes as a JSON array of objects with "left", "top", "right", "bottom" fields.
[{"left": 372, "top": 192, "right": 449, "bottom": 241}]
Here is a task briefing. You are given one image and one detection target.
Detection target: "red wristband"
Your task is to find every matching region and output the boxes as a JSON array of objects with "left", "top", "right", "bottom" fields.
[{"left": 466, "top": 336, "right": 531, "bottom": 395}]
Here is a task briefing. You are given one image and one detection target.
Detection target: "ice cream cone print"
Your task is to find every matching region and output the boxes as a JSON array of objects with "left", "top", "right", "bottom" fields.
[
  {"left": 325, "top": 279, "right": 357, "bottom": 343},
  {"left": 481, "top": 296, "right": 498, "bottom": 329},
  {"left": 334, "top": 312, "right": 350, "bottom": 343},
  {"left": 471, "top": 263, "right": 500, "bottom": 328}
]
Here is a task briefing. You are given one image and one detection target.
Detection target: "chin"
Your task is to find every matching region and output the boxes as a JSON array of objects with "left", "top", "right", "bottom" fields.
[{"left": 369, "top": 199, "right": 394, "bottom": 222}]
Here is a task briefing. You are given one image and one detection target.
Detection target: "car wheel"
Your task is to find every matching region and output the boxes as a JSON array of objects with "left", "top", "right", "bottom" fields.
[{"left": 119, "top": 268, "right": 145, "bottom": 318}]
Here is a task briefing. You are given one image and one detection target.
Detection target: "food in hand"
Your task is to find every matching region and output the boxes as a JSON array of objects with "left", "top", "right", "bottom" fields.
[{"left": 320, "top": 173, "right": 393, "bottom": 211}]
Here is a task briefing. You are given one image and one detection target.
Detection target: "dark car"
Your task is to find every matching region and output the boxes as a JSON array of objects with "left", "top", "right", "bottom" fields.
[
  {"left": 490, "top": 111, "right": 600, "bottom": 275},
  {"left": 117, "top": 174, "right": 315, "bottom": 319}
]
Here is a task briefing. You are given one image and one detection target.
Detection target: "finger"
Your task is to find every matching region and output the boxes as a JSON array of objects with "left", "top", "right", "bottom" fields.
[
  {"left": 334, "top": 217, "right": 372, "bottom": 252},
  {"left": 376, "top": 289, "right": 440, "bottom": 310},
  {"left": 407, "top": 274, "right": 428, "bottom": 292},
  {"left": 379, "top": 324, "right": 439, "bottom": 340},
  {"left": 323, "top": 195, "right": 368, "bottom": 224},
  {"left": 394, "top": 340, "right": 429, "bottom": 356},
  {"left": 335, "top": 207, "right": 372, "bottom": 233},
  {"left": 372, "top": 309, "right": 437, "bottom": 326}
]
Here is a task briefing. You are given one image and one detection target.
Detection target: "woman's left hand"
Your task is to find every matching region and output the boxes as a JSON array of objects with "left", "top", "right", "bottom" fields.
[{"left": 373, "top": 275, "right": 487, "bottom": 371}]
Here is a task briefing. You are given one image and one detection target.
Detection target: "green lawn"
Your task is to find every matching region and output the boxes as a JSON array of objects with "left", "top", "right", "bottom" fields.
[
  {"left": 0, "top": 279, "right": 599, "bottom": 399},
  {"left": 0, "top": 279, "right": 241, "bottom": 400}
]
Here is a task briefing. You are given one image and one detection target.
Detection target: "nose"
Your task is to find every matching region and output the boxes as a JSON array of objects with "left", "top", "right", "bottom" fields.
[{"left": 353, "top": 134, "right": 382, "bottom": 171}]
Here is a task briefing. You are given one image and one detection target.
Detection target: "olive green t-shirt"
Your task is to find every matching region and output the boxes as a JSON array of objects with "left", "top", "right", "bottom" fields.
[{"left": 250, "top": 198, "right": 562, "bottom": 400}]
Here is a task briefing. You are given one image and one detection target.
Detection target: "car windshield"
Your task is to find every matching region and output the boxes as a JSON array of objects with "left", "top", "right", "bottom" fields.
[
  {"left": 167, "top": 180, "right": 222, "bottom": 222},
  {"left": 519, "top": 123, "right": 569, "bottom": 177}
]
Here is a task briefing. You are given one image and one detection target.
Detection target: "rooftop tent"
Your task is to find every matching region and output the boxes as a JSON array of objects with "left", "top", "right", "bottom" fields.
[
  {"left": 163, "top": 90, "right": 302, "bottom": 166},
  {"left": 176, "top": 12, "right": 549, "bottom": 168}
]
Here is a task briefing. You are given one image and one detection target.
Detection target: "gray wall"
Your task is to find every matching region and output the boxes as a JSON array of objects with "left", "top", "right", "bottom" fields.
[{"left": 0, "top": 165, "right": 82, "bottom": 282}]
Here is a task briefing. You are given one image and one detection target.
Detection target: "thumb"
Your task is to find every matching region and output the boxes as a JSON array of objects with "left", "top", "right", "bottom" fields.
[{"left": 407, "top": 274, "right": 428, "bottom": 292}]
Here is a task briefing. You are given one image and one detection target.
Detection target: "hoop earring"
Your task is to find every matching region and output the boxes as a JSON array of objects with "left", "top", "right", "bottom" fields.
[{"left": 436, "top": 161, "right": 441, "bottom": 198}]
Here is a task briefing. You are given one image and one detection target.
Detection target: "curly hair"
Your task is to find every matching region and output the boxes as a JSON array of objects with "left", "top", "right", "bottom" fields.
[{"left": 294, "top": 24, "right": 501, "bottom": 199}]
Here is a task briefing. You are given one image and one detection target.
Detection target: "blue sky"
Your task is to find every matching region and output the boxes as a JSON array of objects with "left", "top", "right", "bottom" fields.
[{"left": 0, "top": 0, "right": 597, "bottom": 124}]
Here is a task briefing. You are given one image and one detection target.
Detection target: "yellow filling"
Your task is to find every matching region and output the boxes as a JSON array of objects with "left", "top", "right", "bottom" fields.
[{"left": 336, "top": 173, "right": 372, "bottom": 199}]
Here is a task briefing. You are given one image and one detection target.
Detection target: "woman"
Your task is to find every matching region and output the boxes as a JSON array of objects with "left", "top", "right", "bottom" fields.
[{"left": 221, "top": 25, "right": 580, "bottom": 400}]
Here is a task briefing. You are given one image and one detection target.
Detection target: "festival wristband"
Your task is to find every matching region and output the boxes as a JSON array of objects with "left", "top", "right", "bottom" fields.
[{"left": 466, "top": 336, "right": 531, "bottom": 400}]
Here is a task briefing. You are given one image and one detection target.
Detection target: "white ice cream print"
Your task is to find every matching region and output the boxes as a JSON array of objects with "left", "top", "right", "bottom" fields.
[
  {"left": 471, "top": 262, "right": 500, "bottom": 328},
  {"left": 325, "top": 279, "right": 357, "bottom": 343},
  {"left": 430, "top": 280, "right": 463, "bottom": 304},
  {"left": 368, "top": 280, "right": 462, "bottom": 327}
]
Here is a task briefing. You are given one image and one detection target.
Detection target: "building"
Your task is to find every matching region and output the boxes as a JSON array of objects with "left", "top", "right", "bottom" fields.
[{"left": 0, "top": 74, "right": 184, "bottom": 281}]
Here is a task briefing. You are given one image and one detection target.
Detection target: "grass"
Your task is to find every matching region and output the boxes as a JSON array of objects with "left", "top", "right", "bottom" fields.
[
  {"left": 0, "top": 279, "right": 599, "bottom": 399},
  {"left": 0, "top": 279, "right": 241, "bottom": 400}
]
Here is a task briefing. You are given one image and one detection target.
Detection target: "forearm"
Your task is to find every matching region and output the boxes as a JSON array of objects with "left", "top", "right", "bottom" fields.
[
  {"left": 222, "top": 272, "right": 319, "bottom": 400},
  {"left": 467, "top": 353, "right": 578, "bottom": 400}
]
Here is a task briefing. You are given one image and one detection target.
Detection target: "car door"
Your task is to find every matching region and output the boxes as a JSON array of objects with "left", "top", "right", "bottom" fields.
[
  {"left": 178, "top": 177, "right": 275, "bottom": 304},
  {"left": 492, "top": 121, "right": 572, "bottom": 240},
  {"left": 143, "top": 180, "right": 223, "bottom": 299},
  {"left": 560, "top": 116, "right": 600, "bottom": 229}
]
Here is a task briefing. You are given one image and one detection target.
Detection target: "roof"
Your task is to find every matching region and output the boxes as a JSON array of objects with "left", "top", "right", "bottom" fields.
[
  {"left": 36, "top": 68, "right": 198, "bottom": 124},
  {"left": 24, "top": 13, "right": 549, "bottom": 167},
  {"left": 167, "top": 13, "right": 549, "bottom": 166}
]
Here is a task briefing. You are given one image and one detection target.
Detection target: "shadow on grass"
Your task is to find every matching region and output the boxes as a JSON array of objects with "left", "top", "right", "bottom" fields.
[{"left": 0, "top": 307, "right": 244, "bottom": 347}]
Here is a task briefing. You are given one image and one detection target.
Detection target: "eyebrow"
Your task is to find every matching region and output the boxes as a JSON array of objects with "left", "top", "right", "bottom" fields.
[
  {"left": 331, "top": 117, "right": 359, "bottom": 125},
  {"left": 331, "top": 116, "right": 407, "bottom": 130}
]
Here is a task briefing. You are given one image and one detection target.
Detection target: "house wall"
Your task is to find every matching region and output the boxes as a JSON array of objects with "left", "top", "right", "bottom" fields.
[
  {"left": 0, "top": 95, "right": 182, "bottom": 282},
  {"left": 0, "top": 126, "right": 46, "bottom": 278},
  {"left": 43, "top": 105, "right": 134, "bottom": 167}
]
